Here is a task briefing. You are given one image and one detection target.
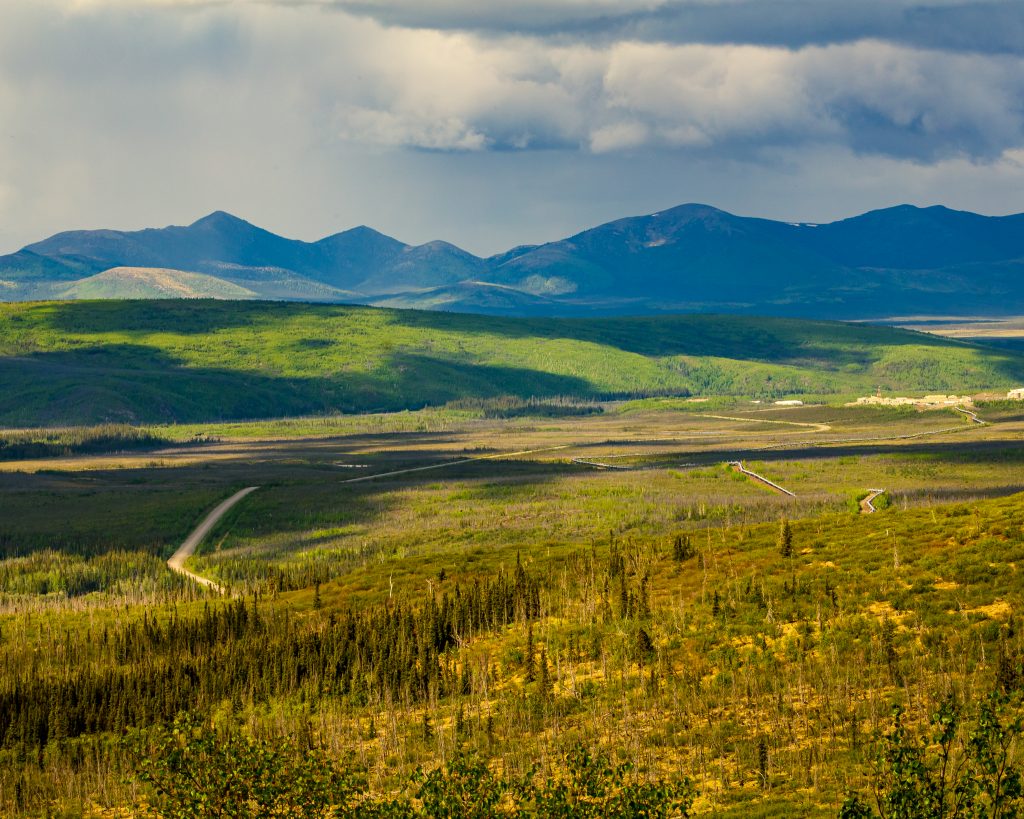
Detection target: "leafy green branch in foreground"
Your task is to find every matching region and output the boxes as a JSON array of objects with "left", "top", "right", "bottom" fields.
[
  {"left": 129, "top": 714, "right": 694, "bottom": 818},
  {"left": 841, "top": 685, "right": 1024, "bottom": 819}
]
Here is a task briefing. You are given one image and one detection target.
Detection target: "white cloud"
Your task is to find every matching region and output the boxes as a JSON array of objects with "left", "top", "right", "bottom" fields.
[
  {"left": 589, "top": 40, "right": 1024, "bottom": 158},
  {"left": 338, "top": 108, "right": 489, "bottom": 150},
  {"left": 600, "top": 43, "right": 826, "bottom": 149},
  {"left": 589, "top": 121, "right": 651, "bottom": 153},
  {"left": 315, "top": 32, "right": 1024, "bottom": 160}
]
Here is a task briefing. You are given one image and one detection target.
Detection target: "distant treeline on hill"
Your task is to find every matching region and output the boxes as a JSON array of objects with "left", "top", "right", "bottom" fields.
[
  {"left": 447, "top": 396, "right": 604, "bottom": 419},
  {"left": 0, "top": 424, "right": 171, "bottom": 461},
  {"left": 3, "top": 300, "right": 1023, "bottom": 426}
]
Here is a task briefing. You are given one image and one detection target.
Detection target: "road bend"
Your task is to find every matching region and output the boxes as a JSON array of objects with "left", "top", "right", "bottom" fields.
[
  {"left": 954, "top": 406, "right": 985, "bottom": 425},
  {"left": 861, "top": 489, "right": 886, "bottom": 514},
  {"left": 167, "top": 486, "right": 260, "bottom": 593}
]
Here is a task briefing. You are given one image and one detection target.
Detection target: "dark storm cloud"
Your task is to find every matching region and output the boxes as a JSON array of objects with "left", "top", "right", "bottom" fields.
[{"left": 330, "top": 1, "right": 1024, "bottom": 55}]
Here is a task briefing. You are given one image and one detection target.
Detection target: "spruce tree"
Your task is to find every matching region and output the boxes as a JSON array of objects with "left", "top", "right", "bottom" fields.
[
  {"left": 638, "top": 573, "right": 651, "bottom": 619},
  {"left": 538, "top": 647, "right": 551, "bottom": 700},
  {"left": 672, "top": 534, "right": 692, "bottom": 562},
  {"left": 778, "top": 519, "right": 793, "bottom": 558},
  {"left": 525, "top": 623, "right": 536, "bottom": 682},
  {"left": 758, "top": 736, "right": 769, "bottom": 788},
  {"left": 635, "top": 627, "right": 655, "bottom": 661}
]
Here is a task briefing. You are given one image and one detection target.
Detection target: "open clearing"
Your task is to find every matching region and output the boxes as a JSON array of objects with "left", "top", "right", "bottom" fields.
[{"left": 4, "top": 400, "right": 1021, "bottom": 588}]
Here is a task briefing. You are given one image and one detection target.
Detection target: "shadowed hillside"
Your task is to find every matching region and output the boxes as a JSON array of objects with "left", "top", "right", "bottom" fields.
[
  {"left": 3, "top": 204, "right": 1023, "bottom": 317},
  {"left": 1, "top": 299, "right": 1022, "bottom": 426}
]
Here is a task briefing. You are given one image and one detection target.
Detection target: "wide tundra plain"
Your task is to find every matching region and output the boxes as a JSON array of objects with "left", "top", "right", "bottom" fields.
[{"left": 4, "top": 390, "right": 1024, "bottom": 816}]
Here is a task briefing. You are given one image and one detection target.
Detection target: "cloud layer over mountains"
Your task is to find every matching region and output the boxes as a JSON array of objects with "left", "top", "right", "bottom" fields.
[{"left": 1, "top": 0, "right": 1022, "bottom": 257}]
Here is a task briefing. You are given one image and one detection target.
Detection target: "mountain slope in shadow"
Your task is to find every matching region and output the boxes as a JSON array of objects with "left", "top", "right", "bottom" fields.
[{"left": 3, "top": 203, "right": 1023, "bottom": 318}]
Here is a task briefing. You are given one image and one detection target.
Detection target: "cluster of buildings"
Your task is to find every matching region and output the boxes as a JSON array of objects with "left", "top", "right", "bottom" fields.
[
  {"left": 852, "top": 388, "right": 1024, "bottom": 406},
  {"left": 852, "top": 393, "right": 972, "bottom": 408}
]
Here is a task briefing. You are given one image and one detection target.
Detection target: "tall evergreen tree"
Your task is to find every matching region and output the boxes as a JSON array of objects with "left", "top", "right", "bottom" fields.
[
  {"left": 525, "top": 623, "right": 536, "bottom": 682},
  {"left": 778, "top": 519, "right": 793, "bottom": 558},
  {"left": 538, "top": 647, "right": 551, "bottom": 700}
]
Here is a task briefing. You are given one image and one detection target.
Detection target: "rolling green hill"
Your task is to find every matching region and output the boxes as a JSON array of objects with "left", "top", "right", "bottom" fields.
[
  {"left": 2, "top": 299, "right": 1023, "bottom": 426},
  {"left": 59, "top": 267, "right": 257, "bottom": 300}
]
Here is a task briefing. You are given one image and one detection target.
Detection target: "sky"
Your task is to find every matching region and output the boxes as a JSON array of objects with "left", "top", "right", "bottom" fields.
[{"left": 1, "top": 0, "right": 1023, "bottom": 256}]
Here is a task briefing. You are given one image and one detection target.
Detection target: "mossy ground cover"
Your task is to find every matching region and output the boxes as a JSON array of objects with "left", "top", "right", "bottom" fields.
[{"left": 2, "top": 402, "right": 1024, "bottom": 814}]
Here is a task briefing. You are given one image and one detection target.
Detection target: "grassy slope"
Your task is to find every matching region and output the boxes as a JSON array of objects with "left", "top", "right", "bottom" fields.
[
  {"left": 2, "top": 299, "right": 1023, "bottom": 426},
  {"left": 60, "top": 267, "right": 257, "bottom": 300}
]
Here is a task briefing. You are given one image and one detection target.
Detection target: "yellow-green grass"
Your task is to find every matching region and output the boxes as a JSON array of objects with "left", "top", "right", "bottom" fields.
[
  {"left": 3, "top": 403, "right": 1024, "bottom": 814},
  {"left": 4, "top": 480, "right": 1024, "bottom": 815}
]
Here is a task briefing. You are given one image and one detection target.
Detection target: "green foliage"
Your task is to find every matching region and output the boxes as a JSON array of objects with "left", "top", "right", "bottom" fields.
[
  {"left": 522, "top": 746, "right": 694, "bottom": 818},
  {"left": 131, "top": 721, "right": 693, "bottom": 818},
  {"left": 0, "top": 569, "right": 542, "bottom": 753},
  {"left": 634, "top": 626, "right": 656, "bottom": 661},
  {"left": 0, "top": 549, "right": 183, "bottom": 598},
  {"left": 538, "top": 646, "right": 552, "bottom": 699},
  {"left": 0, "top": 424, "right": 172, "bottom": 461},
  {"left": 0, "top": 479, "right": 226, "bottom": 560},
  {"left": 526, "top": 622, "right": 536, "bottom": 682},
  {"left": 413, "top": 753, "right": 505, "bottom": 817},
  {"left": 447, "top": 395, "right": 604, "bottom": 419},
  {"left": 778, "top": 519, "right": 793, "bottom": 558},
  {"left": 672, "top": 534, "right": 694, "bottom": 562},
  {"left": 130, "top": 713, "right": 364, "bottom": 818},
  {"left": 841, "top": 692, "right": 1024, "bottom": 819}
]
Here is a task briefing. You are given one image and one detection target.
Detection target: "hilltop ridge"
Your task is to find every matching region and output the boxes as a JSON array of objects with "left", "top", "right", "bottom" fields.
[
  {"left": 2, "top": 299, "right": 1022, "bottom": 426},
  {"left": 2, "top": 203, "right": 1023, "bottom": 318}
]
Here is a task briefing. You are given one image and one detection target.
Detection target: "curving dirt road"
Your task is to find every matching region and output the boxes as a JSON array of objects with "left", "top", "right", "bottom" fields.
[
  {"left": 338, "top": 445, "right": 572, "bottom": 484},
  {"left": 167, "top": 486, "right": 259, "bottom": 593},
  {"left": 166, "top": 447, "right": 571, "bottom": 590},
  {"left": 697, "top": 413, "right": 832, "bottom": 433},
  {"left": 165, "top": 408, "right": 986, "bottom": 589},
  {"left": 954, "top": 406, "right": 985, "bottom": 425},
  {"left": 860, "top": 489, "right": 886, "bottom": 514}
]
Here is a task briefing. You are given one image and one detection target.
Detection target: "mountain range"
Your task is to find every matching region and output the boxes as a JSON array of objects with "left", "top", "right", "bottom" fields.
[{"left": 2, "top": 203, "right": 1023, "bottom": 318}]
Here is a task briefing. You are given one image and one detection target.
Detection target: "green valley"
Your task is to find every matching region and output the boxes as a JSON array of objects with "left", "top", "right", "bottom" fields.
[
  {"left": 2, "top": 299, "right": 1023, "bottom": 427},
  {"left": 7, "top": 1, "right": 1024, "bottom": 814}
]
